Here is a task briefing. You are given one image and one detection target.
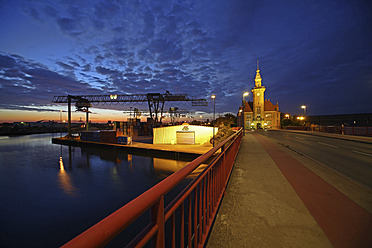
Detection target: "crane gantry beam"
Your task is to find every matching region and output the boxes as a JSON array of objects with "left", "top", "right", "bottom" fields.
[
  {"left": 52, "top": 93, "right": 208, "bottom": 136},
  {"left": 52, "top": 93, "right": 207, "bottom": 105}
]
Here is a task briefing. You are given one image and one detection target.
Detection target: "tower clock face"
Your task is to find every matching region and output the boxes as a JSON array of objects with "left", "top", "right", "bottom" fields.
[{"left": 257, "top": 93, "right": 260, "bottom": 96}]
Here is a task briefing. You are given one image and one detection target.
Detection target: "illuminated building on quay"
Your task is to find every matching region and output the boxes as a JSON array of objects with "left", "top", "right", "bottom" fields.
[{"left": 238, "top": 64, "right": 280, "bottom": 129}]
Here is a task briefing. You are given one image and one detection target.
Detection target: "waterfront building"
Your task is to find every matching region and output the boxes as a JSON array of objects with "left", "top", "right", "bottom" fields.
[{"left": 238, "top": 64, "right": 280, "bottom": 129}]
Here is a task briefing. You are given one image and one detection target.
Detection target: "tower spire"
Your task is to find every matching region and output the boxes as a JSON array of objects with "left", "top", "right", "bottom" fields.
[{"left": 255, "top": 59, "right": 262, "bottom": 87}]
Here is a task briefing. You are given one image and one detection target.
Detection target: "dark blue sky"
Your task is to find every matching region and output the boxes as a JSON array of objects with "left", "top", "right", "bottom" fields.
[{"left": 0, "top": 0, "right": 371, "bottom": 122}]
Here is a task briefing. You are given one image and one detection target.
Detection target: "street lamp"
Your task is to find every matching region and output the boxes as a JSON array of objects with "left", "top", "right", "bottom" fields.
[
  {"left": 285, "top": 114, "right": 289, "bottom": 118},
  {"left": 211, "top": 95, "right": 216, "bottom": 147},
  {"left": 60, "top": 110, "right": 62, "bottom": 138},
  {"left": 239, "top": 109, "right": 244, "bottom": 134},
  {"left": 242, "top": 92, "right": 249, "bottom": 105},
  {"left": 301, "top": 105, "right": 306, "bottom": 115}
]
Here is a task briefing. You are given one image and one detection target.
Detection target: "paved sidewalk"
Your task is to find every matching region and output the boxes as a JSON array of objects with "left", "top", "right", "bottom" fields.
[{"left": 206, "top": 133, "right": 372, "bottom": 247}]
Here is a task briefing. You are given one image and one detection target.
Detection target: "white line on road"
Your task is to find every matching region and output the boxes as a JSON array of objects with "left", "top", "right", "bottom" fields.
[
  {"left": 352, "top": 150, "right": 372, "bottom": 157},
  {"left": 317, "top": 142, "right": 338, "bottom": 148}
]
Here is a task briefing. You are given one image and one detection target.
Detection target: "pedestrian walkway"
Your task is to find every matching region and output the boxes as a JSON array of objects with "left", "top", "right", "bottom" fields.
[{"left": 206, "top": 133, "right": 372, "bottom": 247}]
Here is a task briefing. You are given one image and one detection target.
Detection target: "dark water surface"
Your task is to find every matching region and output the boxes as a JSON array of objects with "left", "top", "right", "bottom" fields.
[{"left": 0, "top": 133, "right": 195, "bottom": 247}]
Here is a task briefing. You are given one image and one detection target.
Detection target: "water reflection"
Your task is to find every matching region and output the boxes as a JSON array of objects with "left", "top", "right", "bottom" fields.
[
  {"left": 58, "top": 147, "right": 77, "bottom": 196},
  {"left": 62, "top": 145, "right": 204, "bottom": 180},
  {"left": 2, "top": 133, "right": 201, "bottom": 247},
  {"left": 152, "top": 158, "right": 207, "bottom": 179}
]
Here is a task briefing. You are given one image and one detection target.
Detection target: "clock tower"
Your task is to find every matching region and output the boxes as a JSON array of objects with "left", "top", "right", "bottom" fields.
[
  {"left": 238, "top": 61, "right": 280, "bottom": 130},
  {"left": 251, "top": 61, "right": 266, "bottom": 128}
]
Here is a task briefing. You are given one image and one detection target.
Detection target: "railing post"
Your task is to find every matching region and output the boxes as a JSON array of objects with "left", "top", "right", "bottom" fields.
[
  {"left": 151, "top": 196, "right": 165, "bottom": 248},
  {"left": 221, "top": 145, "right": 226, "bottom": 186}
]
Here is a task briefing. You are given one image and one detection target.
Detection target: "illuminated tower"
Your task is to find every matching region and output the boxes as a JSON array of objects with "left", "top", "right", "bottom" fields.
[{"left": 251, "top": 60, "right": 266, "bottom": 128}]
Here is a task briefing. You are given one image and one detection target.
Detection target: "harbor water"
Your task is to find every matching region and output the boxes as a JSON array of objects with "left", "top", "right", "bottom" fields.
[{"left": 0, "top": 133, "right": 198, "bottom": 247}]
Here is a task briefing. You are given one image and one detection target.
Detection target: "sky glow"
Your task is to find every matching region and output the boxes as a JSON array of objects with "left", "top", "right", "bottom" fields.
[{"left": 0, "top": 0, "right": 371, "bottom": 123}]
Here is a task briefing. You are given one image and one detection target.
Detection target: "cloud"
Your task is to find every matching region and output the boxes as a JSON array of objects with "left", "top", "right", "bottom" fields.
[
  {"left": 57, "top": 17, "right": 83, "bottom": 36},
  {"left": 0, "top": 105, "right": 62, "bottom": 112},
  {"left": 0, "top": 53, "right": 101, "bottom": 108},
  {"left": 1, "top": 0, "right": 370, "bottom": 117},
  {"left": 56, "top": 61, "right": 75, "bottom": 70}
]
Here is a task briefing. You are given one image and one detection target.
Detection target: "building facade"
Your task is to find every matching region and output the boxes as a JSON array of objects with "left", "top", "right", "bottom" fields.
[{"left": 238, "top": 64, "right": 281, "bottom": 129}]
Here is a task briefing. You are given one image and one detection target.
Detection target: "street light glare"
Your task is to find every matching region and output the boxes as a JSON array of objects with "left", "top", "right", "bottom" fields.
[
  {"left": 243, "top": 92, "right": 249, "bottom": 96},
  {"left": 301, "top": 105, "right": 306, "bottom": 109},
  {"left": 211, "top": 95, "right": 216, "bottom": 99}
]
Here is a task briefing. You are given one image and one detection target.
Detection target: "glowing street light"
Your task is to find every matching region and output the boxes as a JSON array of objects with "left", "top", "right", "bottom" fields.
[
  {"left": 211, "top": 95, "right": 216, "bottom": 147},
  {"left": 285, "top": 114, "right": 289, "bottom": 118},
  {"left": 301, "top": 105, "right": 306, "bottom": 115},
  {"left": 242, "top": 92, "right": 249, "bottom": 105}
]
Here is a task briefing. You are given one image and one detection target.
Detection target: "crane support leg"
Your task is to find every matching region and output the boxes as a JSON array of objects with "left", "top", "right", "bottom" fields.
[
  {"left": 86, "top": 111, "right": 89, "bottom": 131},
  {"left": 68, "top": 95, "right": 72, "bottom": 137}
]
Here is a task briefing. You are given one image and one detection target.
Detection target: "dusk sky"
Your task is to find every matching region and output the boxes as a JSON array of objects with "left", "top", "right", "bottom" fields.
[{"left": 0, "top": 0, "right": 371, "bottom": 123}]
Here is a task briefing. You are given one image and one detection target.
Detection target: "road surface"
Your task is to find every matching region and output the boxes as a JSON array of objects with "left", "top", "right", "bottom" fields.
[{"left": 260, "top": 130, "right": 372, "bottom": 190}]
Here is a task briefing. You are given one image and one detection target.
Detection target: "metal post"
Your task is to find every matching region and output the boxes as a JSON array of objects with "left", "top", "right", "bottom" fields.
[
  {"left": 60, "top": 110, "right": 62, "bottom": 138},
  {"left": 68, "top": 95, "right": 71, "bottom": 137},
  {"left": 86, "top": 111, "right": 89, "bottom": 131},
  {"left": 243, "top": 113, "right": 245, "bottom": 136},
  {"left": 213, "top": 97, "right": 215, "bottom": 147},
  {"left": 151, "top": 197, "right": 165, "bottom": 248}
]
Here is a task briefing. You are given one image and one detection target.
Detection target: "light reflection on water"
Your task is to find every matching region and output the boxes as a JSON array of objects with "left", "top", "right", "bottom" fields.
[
  {"left": 58, "top": 156, "right": 78, "bottom": 196},
  {"left": 154, "top": 157, "right": 207, "bottom": 178},
  {"left": 0, "top": 133, "right": 198, "bottom": 247}
]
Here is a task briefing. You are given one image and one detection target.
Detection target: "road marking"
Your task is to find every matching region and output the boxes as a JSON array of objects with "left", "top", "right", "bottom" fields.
[
  {"left": 352, "top": 150, "right": 372, "bottom": 157},
  {"left": 295, "top": 137, "right": 306, "bottom": 140},
  {"left": 318, "top": 142, "right": 338, "bottom": 148}
]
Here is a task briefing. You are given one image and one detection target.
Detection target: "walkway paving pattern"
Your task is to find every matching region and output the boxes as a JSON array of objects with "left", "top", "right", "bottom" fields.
[{"left": 206, "top": 132, "right": 372, "bottom": 248}]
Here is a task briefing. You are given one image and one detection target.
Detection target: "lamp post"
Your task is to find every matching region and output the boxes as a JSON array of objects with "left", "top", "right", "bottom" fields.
[
  {"left": 301, "top": 105, "right": 306, "bottom": 115},
  {"left": 239, "top": 109, "right": 245, "bottom": 136},
  {"left": 242, "top": 92, "right": 248, "bottom": 135},
  {"left": 60, "top": 110, "right": 62, "bottom": 138},
  {"left": 211, "top": 95, "right": 216, "bottom": 147},
  {"left": 242, "top": 92, "right": 249, "bottom": 105}
]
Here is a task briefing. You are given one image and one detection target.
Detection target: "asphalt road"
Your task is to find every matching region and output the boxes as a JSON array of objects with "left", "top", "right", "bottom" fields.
[{"left": 259, "top": 130, "right": 372, "bottom": 190}]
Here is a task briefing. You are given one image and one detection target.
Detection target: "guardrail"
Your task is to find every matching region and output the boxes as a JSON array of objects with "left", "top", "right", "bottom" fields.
[{"left": 61, "top": 129, "right": 243, "bottom": 248}]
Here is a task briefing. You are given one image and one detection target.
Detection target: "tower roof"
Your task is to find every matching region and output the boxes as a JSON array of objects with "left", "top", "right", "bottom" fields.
[
  {"left": 254, "top": 59, "right": 262, "bottom": 87},
  {"left": 244, "top": 101, "right": 253, "bottom": 112},
  {"left": 255, "top": 59, "right": 261, "bottom": 80}
]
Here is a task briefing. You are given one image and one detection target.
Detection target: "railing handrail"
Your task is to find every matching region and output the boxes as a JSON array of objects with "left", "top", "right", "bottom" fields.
[{"left": 61, "top": 129, "right": 242, "bottom": 248}]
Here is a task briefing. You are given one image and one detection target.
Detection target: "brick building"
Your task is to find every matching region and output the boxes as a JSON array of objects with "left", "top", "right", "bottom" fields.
[{"left": 238, "top": 64, "right": 280, "bottom": 129}]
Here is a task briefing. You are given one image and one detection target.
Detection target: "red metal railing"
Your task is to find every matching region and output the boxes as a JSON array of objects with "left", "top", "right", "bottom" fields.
[{"left": 61, "top": 129, "right": 243, "bottom": 248}]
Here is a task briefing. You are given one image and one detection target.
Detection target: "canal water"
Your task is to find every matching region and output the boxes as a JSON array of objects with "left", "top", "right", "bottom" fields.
[{"left": 0, "top": 133, "right": 200, "bottom": 247}]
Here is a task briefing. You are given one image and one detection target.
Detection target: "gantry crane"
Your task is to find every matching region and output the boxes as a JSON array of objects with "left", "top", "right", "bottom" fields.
[{"left": 52, "top": 93, "right": 208, "bottom": 137}]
